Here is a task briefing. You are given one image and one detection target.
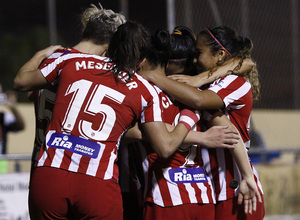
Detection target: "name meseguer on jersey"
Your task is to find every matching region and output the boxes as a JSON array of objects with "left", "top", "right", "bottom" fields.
[{"left": 75, "top": 61, "right": 138, "bottom": 90}]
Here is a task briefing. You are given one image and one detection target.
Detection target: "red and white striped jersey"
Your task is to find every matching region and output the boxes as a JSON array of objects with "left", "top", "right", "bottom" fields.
[
  {"left": 142, "top": 87, "right": 216, "bottom": 207},
  {"left": 201, "top": 75, "right": 263, "bottom": 201},
  {"left": 31, "top": 86, "right": 57, "bottom": 166},
  {"left": 36, "top": 48, "right": 163, "bottom": 181}
]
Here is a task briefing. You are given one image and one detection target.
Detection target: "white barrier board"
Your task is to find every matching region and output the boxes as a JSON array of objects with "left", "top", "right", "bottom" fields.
[{"left": 0, "top": 173, "right": 30, "bottom": 220}]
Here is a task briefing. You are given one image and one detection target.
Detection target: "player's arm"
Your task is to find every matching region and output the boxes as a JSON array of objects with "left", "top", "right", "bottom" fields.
[
  {"left": 140, "top": 69, "right": 225, "bottom": 110},
  {"left": 123, "top": 118, "right": 239, "bottom": 149},
  {"left": 142, "top": 109, "right": 200, "bottom": 158},
  {"left": 14, "top": 45, "right": 63, "bottom": 92},
  {"left": 142, "top": 121, "right": 188, "bottom": 158},
  {"left": 168, "top": 58, "right": 254, "bottom": 88},
  {"left": 167, "top": 124, "right": 239, "bottom": 149},
  {"left": 122, "top": 122, "right": 143, "bottom": 144},
  {"left": 141, "top": 72, "right": 224, "bottom": 109},
  {"left": 208, "top": 111, "right": 262, "bottom": 214},
  {"left": 140, "top": 58, "right": 252, "bottom": 109}
]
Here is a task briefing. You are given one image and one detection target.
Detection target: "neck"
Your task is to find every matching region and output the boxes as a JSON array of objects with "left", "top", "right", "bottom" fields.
[
  {"left": 166, "top": 63, "right": 185, "bottom": 76},
  {"left": 139, "top": 64, "right": 165, "bottom": 77},
  {"left": 73, "top": 41, "right": 108, "bottom": 56}
]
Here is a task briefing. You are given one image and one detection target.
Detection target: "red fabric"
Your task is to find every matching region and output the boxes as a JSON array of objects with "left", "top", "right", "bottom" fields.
[
  {"left": 35, "top": 48, "right": 162, "bottom": 180},
  {"left": 29, "top": 166, "right": 123, "bottom": 220},
  {"left": 144, "top": 202, "right": 215, "bottom": 220},
  {"left": 143, "top": 88, "right": 215, "bottom": 207},
  {"left": 215, "top": 195, "right": 265, "bottom": 220}
]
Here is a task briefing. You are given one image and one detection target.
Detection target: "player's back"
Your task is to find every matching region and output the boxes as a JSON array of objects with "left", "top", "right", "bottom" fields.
[{"left": 37, "top": 48, "right": 162, "bottom": 180}]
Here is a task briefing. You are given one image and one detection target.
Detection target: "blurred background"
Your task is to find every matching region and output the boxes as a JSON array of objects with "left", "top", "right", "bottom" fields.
[{"left": 0, "top": 0, "right": 300, "bottom": 219}]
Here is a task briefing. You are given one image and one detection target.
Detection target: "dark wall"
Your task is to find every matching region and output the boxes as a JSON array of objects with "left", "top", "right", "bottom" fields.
[{"left": 0, "top": 0, "right": 298, "bottom": 109}]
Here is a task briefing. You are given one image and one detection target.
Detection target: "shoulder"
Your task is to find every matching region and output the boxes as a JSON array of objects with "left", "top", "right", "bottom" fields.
[
  {"left": 127, "top": 74, "right": 160, "bottom": 103},
  {"left": 133, "top": 73, "right": 158, "bottom": 92},
  {"left": 211, "top": 75, "right": 248, "bottom": 88}
]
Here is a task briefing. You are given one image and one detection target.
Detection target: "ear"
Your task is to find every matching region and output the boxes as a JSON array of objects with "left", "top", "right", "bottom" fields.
[{"left": 218, "top": 49, "right": 226, "bottom": 61}]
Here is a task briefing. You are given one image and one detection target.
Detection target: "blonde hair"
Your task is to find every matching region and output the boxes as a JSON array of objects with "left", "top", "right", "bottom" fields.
[{"left": 81, "top": 3, "right": 126, "bottom": 33}]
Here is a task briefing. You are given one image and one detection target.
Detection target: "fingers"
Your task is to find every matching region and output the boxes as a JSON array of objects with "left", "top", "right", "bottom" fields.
[
  {"left": 224, "top": 135, "right": 239, "bottom": 144},
  {"left": 216, "top": 125, "right": 239, "bottom": 137},
  {"left": 223, "top": 127, "right": 239, "bottom": 135},
  {"left": 167, "top": 75, "right": 190, "bottom": 84},
  {"left": 228, "top": 138, "right": 239, "bottom": 144},
  {"left": 252, "top": 195, "right": 257, "bottom": 212},
  {"left": 223, "top": 134, "right": 239, "bottom": 145},
  {"left": 40, "top": 45, "right": 64, "bottom": 58},
  {"left": 246, "top": 190, "right": 260, "bottom": 215},
  {"left": 49, "top": 45, "right": 64, "bottom": 53},
  {"left": 244, "top": 197, "right": 249, "bottom": 214},
  {"left": 167, "top": 74, "right": 186, "bottom": 80},
  {"left": 51, "top": 45, "right": 63, "bottom": 49},
  {"left": 221, "top": 144, "right": 236, "bottom": 149},
  {"left": 256, "top": 191, "right": 262, "bottom": 203},
  {"left": 248, "top": 198, "right": 252, "bottom": 214},
  {"left": 237, "top": 193, "right": 243, "bottom": 205},
  {"left": 215, "top": 126, "right": 239, "bottom": 138},
  {"left": 46, "top": 45, "right": 63, "bottom": 52}
]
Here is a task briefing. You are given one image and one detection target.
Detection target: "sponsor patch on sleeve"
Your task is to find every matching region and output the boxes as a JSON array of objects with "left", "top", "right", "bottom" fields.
[{"left": 47, "top": 133, "right": 100, "bottom": 158}]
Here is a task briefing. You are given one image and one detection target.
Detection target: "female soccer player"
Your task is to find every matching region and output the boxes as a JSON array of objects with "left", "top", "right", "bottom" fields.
[
  {"left": 140, "top": 27, "right": 217, "bottom": 220},
  {"left": 193, "top": 26, "right": 265, "bottom": 220},
  {"left": 29, "top": 3, "right": 126, "bottom": 171}
]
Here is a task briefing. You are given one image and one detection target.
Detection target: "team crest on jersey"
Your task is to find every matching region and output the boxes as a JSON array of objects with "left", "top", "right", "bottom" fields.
[
  {"left": 168, "top": 167, "right": 208, "bottom": 183},
  {"left": 47, "top": 133, "right": 100, "bottom": 158}
]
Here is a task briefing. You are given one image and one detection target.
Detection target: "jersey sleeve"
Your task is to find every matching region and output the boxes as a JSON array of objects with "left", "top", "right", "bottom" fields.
[
  {"left": 138, "top": 78, "right": 163, "bottom": 124},
  {"left": 39, "top": 51, "right": 64, "bottom": 84},
  {"left": 208, "top": 75, "right": 251, "bottom": 108}
]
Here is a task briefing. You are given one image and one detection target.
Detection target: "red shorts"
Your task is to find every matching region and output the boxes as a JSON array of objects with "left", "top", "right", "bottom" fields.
[
  {"left": 215, "top": 195, "right": 265, "bottom": 220},
  {"left": 29, "top": 167, "right": 123, "bottom": 220},
  {"left": 143, "top": 202, "right": 215, "bottom": 220}
]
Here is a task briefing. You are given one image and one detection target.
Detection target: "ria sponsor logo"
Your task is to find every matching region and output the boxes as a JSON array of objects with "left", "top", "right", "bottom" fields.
[
  {"left": 168, "top": 167, "right": 208, "bottom": 183},
  {"left": 47, "top": 133, "right": 100, "bottom": 158},
  {"left": 50, "top": 135, "right": 72, "bottom": 149}
]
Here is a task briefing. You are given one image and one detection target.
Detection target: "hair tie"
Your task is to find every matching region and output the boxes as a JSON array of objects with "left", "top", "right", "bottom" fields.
[
  {"left": 173, "top": 29, "right": 182, "bottom": 35},
  {"left": 205, "top": 28, "right": 231, "bottom": 56},
  {"left": 168, "top": 58, "right": 188, "bottom": 62}
]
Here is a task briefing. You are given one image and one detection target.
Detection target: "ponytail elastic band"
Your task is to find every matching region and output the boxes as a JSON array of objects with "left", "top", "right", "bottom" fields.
[
  {"left": 173, "top": 29, "right": 182, "bottom": 35},
  {"left": 168, "top": 58, "right": 188, "bottom": 62},
  {"left": 205, "top": 28, "right": 232, "bottom": 56}
]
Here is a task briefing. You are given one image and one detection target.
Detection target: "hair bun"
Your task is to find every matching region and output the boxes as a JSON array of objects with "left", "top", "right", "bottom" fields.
[
  {"left": 237, "top": 36, "right": 253, "bottom": 52},
  {"left": 153, "top": 29, "right": 171, "bottom": 51}
]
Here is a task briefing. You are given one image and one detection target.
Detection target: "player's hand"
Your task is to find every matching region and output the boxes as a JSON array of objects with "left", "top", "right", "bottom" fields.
[
  {"left": 36, "top": 45, "right": 64, "bottom": 59},
  {"left": 168, "top": 74, "right": 199, "bottom": 87},
  {"left": 237, "top": 177, "right": 262, "bottom": 214},
  {"left": 202, "top": 126, "right": 239, "bottom": 148}
]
